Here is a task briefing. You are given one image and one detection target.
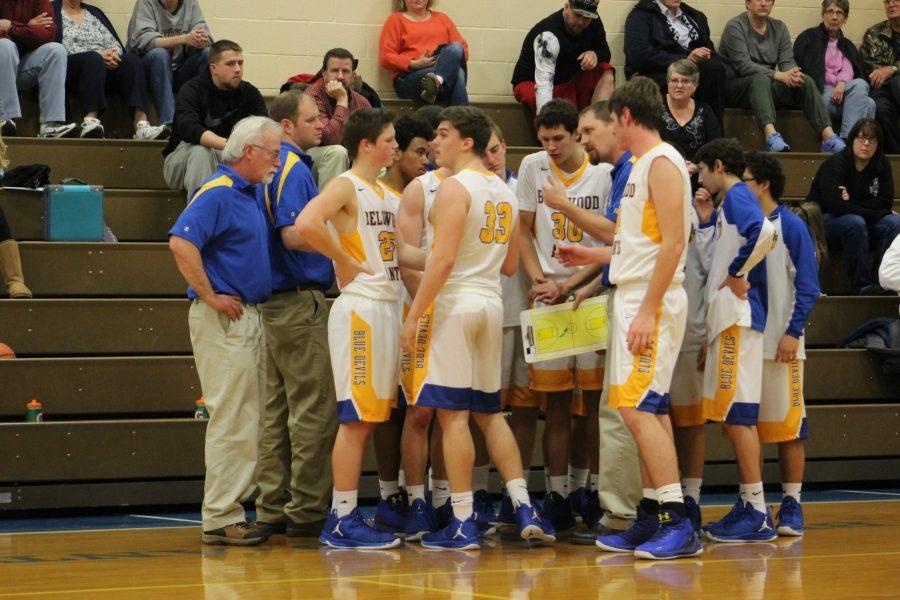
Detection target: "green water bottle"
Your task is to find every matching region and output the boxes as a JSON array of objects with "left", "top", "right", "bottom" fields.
[
  {"left": 194, "top": 397, "right": 209, "bottom": 420},
  {"left": 25, "top": 399, "right": 43, "bottom": 422}
]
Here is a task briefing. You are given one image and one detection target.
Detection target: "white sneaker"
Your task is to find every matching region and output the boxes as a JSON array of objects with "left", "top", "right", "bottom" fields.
[
  {"left": 79, "top": 117, "right": 105, "bottom": 139},
  {"left": 133, "top": 121, "right": 170, "bottom": 141},
  {"left": 38, "top": 122, "right": 78, "bottom": 138}
]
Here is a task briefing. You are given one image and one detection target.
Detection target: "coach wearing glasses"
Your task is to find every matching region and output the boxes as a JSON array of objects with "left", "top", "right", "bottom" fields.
[{"left": 861, "top": 0, "right": 900, "bottom": 153}]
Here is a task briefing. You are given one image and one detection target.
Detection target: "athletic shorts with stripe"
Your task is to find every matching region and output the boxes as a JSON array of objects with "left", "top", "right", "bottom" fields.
[
  {"left": 701, "top": 325, "right": 764, "bottom": 425},
  {"left": 406, "top": 292, "right": 503, "bottom": 413},
  {"left": 758, "top": 359, "right": 808, "bottom": 443},
  {"left": 609, "top": 286, "right": 687, "bottom": 414},
  {"left": 669, "top": 349, "right": 705, "bottom": 427},
  {"left": 528, "top": 299, "right": 605, "bottom": 393},
  {"left": 501, "top": 325, "right": 538, "bottom": 408},
  {"left": 328, "top": 293, "right": 399, "bottom": 424}
]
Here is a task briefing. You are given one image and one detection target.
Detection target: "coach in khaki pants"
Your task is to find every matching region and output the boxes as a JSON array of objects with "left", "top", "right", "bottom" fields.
[
  {"left": 254, "top": 90, "right": 338, "bottom": 537},
  {"left": 170, "top": 116, "right": 284, "bottom": 546}
]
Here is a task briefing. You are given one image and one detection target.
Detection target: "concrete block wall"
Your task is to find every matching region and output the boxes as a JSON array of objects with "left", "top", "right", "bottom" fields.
[{"left": 93, "top": 0, "right": 888, "bottom": 101}]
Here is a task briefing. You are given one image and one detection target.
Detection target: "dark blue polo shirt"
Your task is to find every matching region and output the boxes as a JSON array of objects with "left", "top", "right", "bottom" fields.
[
  {"left": 169, "top": 164, "right": 272, "bottom": 303},
  {"left": 262, "top": 142, "right": 335, "bottom": 291}
]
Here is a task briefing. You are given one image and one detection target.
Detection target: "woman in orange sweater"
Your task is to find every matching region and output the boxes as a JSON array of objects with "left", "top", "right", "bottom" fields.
[{"left": 379, "top": 0, "right": 469, "bottom": 105}]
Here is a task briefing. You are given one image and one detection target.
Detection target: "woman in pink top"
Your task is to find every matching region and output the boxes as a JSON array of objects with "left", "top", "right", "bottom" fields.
[
  {"left": 379, "top": 0, "right": 469, "bottom": 105},
  {"left": 794, "top": 0, "right": 876, "bottom": 138}
]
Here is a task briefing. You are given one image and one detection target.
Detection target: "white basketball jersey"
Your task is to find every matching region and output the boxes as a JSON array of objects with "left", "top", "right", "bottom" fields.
[
  {"left": 336, "top": 171, "right": 402, "bottom": 302},
  {"left": 518, "top": 151, "right": 612, "bottom": 281},
  {"left": 500, "top": 174, "right": 530, "bottom": 327},
  {"left": 438, "top": 167, "right": 519, "bottom": 297},
  {"left": 414, "top": 169, "right": 448, "bottom": 250},
  {"left": 609, "top": 142, "right": 691, "bottom": 287}
]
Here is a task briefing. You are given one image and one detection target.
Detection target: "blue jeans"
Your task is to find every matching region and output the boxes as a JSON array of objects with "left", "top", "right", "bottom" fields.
[
  {"left": 822, "top": 78, "right": 877, "bottom": 139},
  {"left": 393, "top": 41, "right": 468, "bottom": 105},
  {"left": 0, "top": 39, "right": 67, "bottom": 123},
  {"left": 824, "top": 212, "right": 900, "bottom": 292},
  {"left": 142, "top": 47, "right": 210, "bottom": 125}
]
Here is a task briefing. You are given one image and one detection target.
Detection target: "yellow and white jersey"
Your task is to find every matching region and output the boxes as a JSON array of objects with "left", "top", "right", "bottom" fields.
[
  {"left": 608, "top": 142, "right": 691, "bottom": 288},
  {"left": 436, "top": 167, "right": 519, "bottom": 297},
  {"left": 517, "top": 150, "right": 611, "bottom": 281},
  {"left": 335, "top": 171, "right": 402, "bottom": 302},
  {"left": 414, "top": 169, "right": 448, "bottom": 251}
]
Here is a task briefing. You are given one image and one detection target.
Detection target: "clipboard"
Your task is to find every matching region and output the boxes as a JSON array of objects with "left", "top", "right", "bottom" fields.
[{"left": 520, "top": 295, "right": 609, "bottom": 364}]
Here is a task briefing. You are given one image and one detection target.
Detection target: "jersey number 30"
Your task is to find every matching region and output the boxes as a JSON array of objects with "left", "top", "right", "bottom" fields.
[{"left": 479, "top": 202, "right": 513, "bottom": 244}]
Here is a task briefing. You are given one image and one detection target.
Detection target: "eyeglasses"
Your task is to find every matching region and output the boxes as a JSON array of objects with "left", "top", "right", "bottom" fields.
[
  {"left": 823, "top": 8, "right": 846, "bottom": 16},
  {"left": 885, "top": 0, "right": 899, "bottom": 6},
  {"left": 668, "top": 78, "right": 696, "bottom": 87},
  {"left": 855, "top": 135, "right": 878, "bottom": 144},
  {"left": 250, "top": 144, "right": 281, "bottom": 161}
]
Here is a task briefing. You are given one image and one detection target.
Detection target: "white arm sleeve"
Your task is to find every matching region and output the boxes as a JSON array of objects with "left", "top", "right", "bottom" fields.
[{"left": 534, "top": 32, "right": 560, "bottom": 115}]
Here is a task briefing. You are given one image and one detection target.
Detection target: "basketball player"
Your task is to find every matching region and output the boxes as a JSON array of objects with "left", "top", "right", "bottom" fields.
[
  {"left": 691, "top": 138, "right": 777, "bottom": 543},
  {"left": 400, "top": 106, "right": 555, "bottom": 549},
  {"left": 556, "top": 77, "right": 701, "bottom": 560},
  {"left": 518, "top": 98, "right": 611, "bottom": 531},
  {"left": 294, "top": 109, "right": 425, "bottom": 549},
  {"left": 744, "top": 151, "right": 820, "bottom": 537}
]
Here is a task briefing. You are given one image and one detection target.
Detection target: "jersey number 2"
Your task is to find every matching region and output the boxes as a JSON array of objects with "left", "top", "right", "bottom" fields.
[
  {"left": 480, "top": 202, "right": 513, "bottom": 244},
  {"left": 378, "top": 231, "right": 396, "bottom": 262}
]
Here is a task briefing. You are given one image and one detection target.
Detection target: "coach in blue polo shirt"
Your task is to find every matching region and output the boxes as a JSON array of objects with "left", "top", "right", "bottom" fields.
[
  {"left": 253, "top": 91, "right": 339, "bottom": 539},
  {"left": 169, "top": 115, "right": 283, "bottom": 547}
]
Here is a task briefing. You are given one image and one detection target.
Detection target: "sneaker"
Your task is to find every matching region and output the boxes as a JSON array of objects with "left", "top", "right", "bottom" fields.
[
  {"left": 775, "top": 497, "right": 804, "bottom": 537},
  {"left": 765, "top": 132, "right": 790, "bottom": 152},
  {"left": 79, "top": 117, "right": 105, "bottom": 139},
  {"left": 568, "top": 486, "right": 588, "bottom": 521},
  {"left": 634, "top": 511, "right": 703, "bottom": 560},
  {"left": 201, "top": 520, "right": 270, "bottom": 546},
  {"left": 319, "top": 509, "right": 402, "bottom": 549},
  {"left": 134, "top": 121, "right": 171, "bottom": 141},
  {"left": 514, "top": 502, "right": 556, "bottom": 543},
  {"left": 434, "top": 498, "right": 452, "bottom": 530},
  {"left": 38, "top": 122, "right": 78, "bottom": 139},
  {"left": 374, "top": 492, "right": 408, "bottom": 535},
  {"left": 704, "top": 502, "right": 777, "bottom": 543},
  {"left": 405, "top": 498, "right": 437, "bottom": 541},
  {"left": 821, "top": 134, "right": 846, "bottom": 154},
  {"left": 684, "top": 496, "right": 702, "bottom": 533},
  {"left": 596, "top": 504, "right": 658, "bottom": 552},
  {"left": 0, "top": 119, "right": 16, "bottom": 137},
  {"left": 584, "top": 489, "right": 602, "bottom": 530},
  {"left": 542, "top": 491, "right": 577, "bottom": 532},
  {"left": 496, "top": 490, "right": 516, "bottom": 525},
  {"left": 473, "top": 489, "right": 497, "bottom": 524},
  {"left": 421, "top": 515, "right": 480, "bottom": 550},
  {"left": 701, "top": 499, "right": 742, "bottom": 534},
  {"left": 420, "top": 72, "right": 440, "bottom": 105}
]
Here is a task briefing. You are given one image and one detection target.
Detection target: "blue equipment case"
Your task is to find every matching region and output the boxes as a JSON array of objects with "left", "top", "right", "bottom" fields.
[{"left": 42, "top": 185, "right": 104, "bottom": 241}]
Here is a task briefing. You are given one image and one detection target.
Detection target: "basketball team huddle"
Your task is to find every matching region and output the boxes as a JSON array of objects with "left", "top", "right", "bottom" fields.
[{"left": 297, "top": 75, "right": 820, "bottom": 559}]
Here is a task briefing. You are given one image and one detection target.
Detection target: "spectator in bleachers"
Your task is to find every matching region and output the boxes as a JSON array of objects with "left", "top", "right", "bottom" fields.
[
  {"left": 168, "top": 115, "right": 283, "bottom": 546},
  {"left": 860, "top": 0, "right": 900, "bottom": 154},
  {"left": 793, "top": 0, "right": 875, "bottom": 141},
  {"left": 255, "top": 90, "right": 338, "bottom": 539},
  {"left": 807, "top": 118, "right": 900, "bottom": 295},
  {"left": 126, "top": 0, "right": 211, "bottom": 131},
  {"left": 0, "top": 135, "right": 32, "bottom": 298},
  {"left": 306, "top": 48, "right": 369, "bottom": 188},
  {"left": 719, "top": 0, "right": 845, "bottom": 154},
  {"left": 163, "top": 40, "right": 268, "bottom": 200},
  {"left": 512, "top": 0, "right": 614, "bottom": 118},
  {"left": 53, "top": 0, "right": 169, "bottom": 140},
  {"left": 623, "top": 0, "right": 725, "bottom": 127},
  {"left": 379, "top": 0, "right": 469, "bottom": 106},
  {"left": 660, "top": 60, "right": 722, "bottom": 173},
  {"left": 0, "top": 0, "right": 76, "bottom": 138}
]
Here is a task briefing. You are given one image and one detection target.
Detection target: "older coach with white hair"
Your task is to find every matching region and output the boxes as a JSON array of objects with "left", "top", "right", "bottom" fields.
[{"left": 169, "top": 115, "right": 283, "bottom": 546}]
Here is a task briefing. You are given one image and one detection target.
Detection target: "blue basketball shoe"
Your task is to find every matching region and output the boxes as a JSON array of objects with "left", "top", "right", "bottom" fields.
[
  {"left": 434, "top": 498, "right": 452, "bottom": 529},
  {"left": 584, "top": 489, "right": 602, "bottom": 530},
  {"left": 568, "top": 486, "right": 588, "bottom": 522},
  {"left": 374, "top": 492, "right": 407, "bottom": 535},
  {"left": 421, "top": 515, "right": 480, "bottom": 550},
  {"left": 320, "top": 509, "right": 402, "bottom": 549},
  {"left": 474, "top": 490, "right": 497, "bottom": 535},
  {"left": 634, "top": 510, "right": 703, "bottom": 560},
  {"left": 496, "top": 490, "right": 516, "bottom": 525},
  {"left": 404, "top": 498, "right": 437, "bottom": 541},
  {"left": 684, "top": 496, "right": 702, "bottom": 533},
  {"left": 515, "top": 502, "right": 557, "bottom": 543},
  {"left": 704, "top": 502, "right": 777, "bottom": 543},
  {"left": 775, "top": 496, "right": 804, "bottom": 537},
  {"left": 596, "top": 504, "right": 658, "bottom": 552},
  {"left": 543, "top": 491, "right": 577, "bottom": 532}
]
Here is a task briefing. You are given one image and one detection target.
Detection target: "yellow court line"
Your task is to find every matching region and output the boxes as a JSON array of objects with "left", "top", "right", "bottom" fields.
[
  {"left": 346, "top": 577, "right": 510, "bottom": 600},
  {"left": 3, "top": 550, "right": 900, "bottom": 598}
]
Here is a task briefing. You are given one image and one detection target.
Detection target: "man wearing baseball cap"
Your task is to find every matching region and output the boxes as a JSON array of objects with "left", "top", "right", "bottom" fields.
[{"left": 512, "top": 1, "right": 615, "bottom": 118}]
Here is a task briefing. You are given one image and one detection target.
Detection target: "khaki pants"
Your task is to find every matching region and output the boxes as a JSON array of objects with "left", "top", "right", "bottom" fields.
[
  {"left": 189, "top": 300, "right": 266, "bottom": 531},
  {"left": 306, "top": 145, "right": 349, "bottom": 189},
  {"left": 256, "top": 289, "right": 338, "bottom": 525},
  {"left": 597, "top": 287, "right": 642, "bottom": 530},
  {"left": 163, "top": 141, "right": 222, "bottom": 201}
]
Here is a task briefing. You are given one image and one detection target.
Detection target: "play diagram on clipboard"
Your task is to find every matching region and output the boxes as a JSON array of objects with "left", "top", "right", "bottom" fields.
[{"left": 520, "top": 295, "right": 608, "bottom": 363}]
